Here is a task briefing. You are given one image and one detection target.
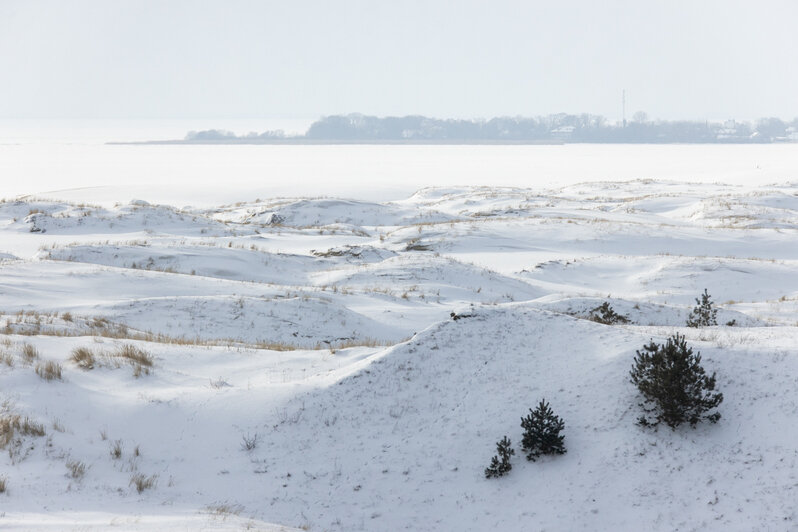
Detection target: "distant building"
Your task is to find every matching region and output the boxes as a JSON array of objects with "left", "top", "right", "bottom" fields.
[{"left": 550, "top": 126, "right": 575, "bottom": 140}]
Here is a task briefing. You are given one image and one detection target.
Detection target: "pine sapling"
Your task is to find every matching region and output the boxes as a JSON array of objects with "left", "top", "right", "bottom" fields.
[
  {"left": 589, "top": 302, "right": 629, "bottom": 325},
  {"left": 484, "top": 436, "right": 514, "bottom": 478},
  {"left": 686, "top": 288, "right": 718, "bottom": 327},
  {"left": 630, "top": 334, "right": 723, "bottom": 428},
  {"left": 520, "top": 400, "right": 566, "bottom": 461}
]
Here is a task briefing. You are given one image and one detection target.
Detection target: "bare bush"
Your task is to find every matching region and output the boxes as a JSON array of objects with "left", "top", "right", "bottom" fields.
[
  {"left": 0, "top": 476, "right": 6, "bottom": 494},
  {"left": 241, "top": 433, "right": 259, "bottom": 451}
]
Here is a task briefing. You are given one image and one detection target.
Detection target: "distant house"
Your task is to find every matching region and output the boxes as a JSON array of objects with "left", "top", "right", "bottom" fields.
[
  {"left": 787, "top": 126, "right": 798, "bottom": 142},
  {"left": 550, "top": 126, "right": 575, "bottom": 140}
]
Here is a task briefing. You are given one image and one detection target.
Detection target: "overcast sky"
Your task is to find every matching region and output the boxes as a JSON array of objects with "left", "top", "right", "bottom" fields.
[{"left": 1, "top": 0, "right": 796, "bottom": 121}]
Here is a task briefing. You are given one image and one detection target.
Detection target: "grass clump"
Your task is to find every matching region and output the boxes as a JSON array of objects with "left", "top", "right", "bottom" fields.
[
  {"left": 115, "top": 344, "right": 153, "bottom": 377},
  {"left": 35, "top": 360, "right": 63, "bottom": 381},
  {"left": 70, "top": 347, "right": 96, "bottom": 370},
  {"left": 66, "top": 460, "right": 87, "bottom": 480},
  {"left": 21, "top": 343, "right": 39, "bottom": 363},
  {"left": 130, "top": 473, "right": 157, "bottom": 493},
  {"left": 110, "top": 439, "right": 123, "bottom": 459},
  {"left": 1, "top": 414, "right": 46, "bottom": 449}
]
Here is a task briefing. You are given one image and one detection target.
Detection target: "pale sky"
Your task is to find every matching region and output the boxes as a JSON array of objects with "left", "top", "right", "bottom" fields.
[{"left": 1, "top": 0, "right": 796, "bottom": 121}]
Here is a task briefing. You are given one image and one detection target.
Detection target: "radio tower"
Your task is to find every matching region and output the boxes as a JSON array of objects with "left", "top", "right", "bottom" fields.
[{"left": 622, "top": 89, "right": 627, "bottom": 127}]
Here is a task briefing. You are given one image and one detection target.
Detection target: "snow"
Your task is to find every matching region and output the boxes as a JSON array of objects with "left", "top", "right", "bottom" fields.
[
  {"left": 3, "top": 177, "right": 798, "bottom": 530},
  {"left": 3, "top": 141, "right": 798, "bottom": 205}
]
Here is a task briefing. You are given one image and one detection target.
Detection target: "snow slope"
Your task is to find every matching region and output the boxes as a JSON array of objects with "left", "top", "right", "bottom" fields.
[{"left": 3, "top": 180, "right": 798, "bottom": 530}]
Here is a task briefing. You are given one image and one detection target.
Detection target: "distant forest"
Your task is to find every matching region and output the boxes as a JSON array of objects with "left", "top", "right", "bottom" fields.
[{"left": 182, "top": 113, "right": 798, "bottom": 144}]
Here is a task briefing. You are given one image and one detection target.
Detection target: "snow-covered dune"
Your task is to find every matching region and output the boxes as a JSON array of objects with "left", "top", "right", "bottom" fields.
[{"left": 3, "top": 180, "right": 798, "bottom": 530}]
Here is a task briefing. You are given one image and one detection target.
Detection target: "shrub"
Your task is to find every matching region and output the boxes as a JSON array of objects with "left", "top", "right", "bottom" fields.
[
  {"left": 630, "top": 334, "right": 723, "bottom": 428},
  {"left": 686, "top": 289, "right": 718, "bottom": 327},
  {"left": 520, "top": 400, "right": 566, "bottom": 461},
  {"left": 0, "top": 475, "right": 6, "bottom": 494},
  {"left": 484, "top": 436, "right": 514, "bottom": 478},
  {"left": 70, "top": 347, "right": 96, "bottom": 370},
  {"left": 588, "top": 302, "right": 629, "bottom": 325},
  {"left": 35, "top": 361, "right": 62, "bottom": 381}
]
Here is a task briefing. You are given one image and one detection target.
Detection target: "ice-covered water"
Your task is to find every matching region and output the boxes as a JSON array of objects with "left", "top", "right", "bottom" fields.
[{"left": 1, "top": 120, "right": 798, "bottom": 206}]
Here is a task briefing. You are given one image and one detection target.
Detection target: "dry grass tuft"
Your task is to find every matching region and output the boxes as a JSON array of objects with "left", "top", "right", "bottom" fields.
[
  {"left": 66, "top": 460, "right": 87, "bottom": 479},
  {"left": 0, "top": 414, "right": 46, "bottom": 449},
  {"left": 21, "top": 343, "right": 39, "bottom": 363},
  {"left": 110, "top": 439, "right": 123, "bottom": 459},
  {"left": 35, "top": 360, "right": 63, "bottom": 381},
  {"left": 130, "top": 473, "right": 157, "bottom": 493},
  {"left": 204, "top": 502, "right": 244, "bottom": 517},
  {"left": 114, "top": 344, "right": 154, "bottom": 377},
  {"left": 115, "top": 344, "right": 153, "bottom": 367},
  {"left": 0, "top": 415, "right": 17, "bottom": 448},
  {"left": 70, "top": 347, "right": 96, "bottom": 370},
  {"left": 20, "top": 417, "right": 46, "bottom": 437}
]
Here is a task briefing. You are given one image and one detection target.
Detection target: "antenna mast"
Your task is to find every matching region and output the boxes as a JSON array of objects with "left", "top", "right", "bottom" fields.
[{"left": 622, "top": 89, "right": 627, "bottom": 127}]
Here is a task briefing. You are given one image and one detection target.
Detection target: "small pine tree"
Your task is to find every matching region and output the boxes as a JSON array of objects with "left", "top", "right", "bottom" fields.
[
  {"left": 686, "top": 288, "right": 718, "bottom": 327},
  {"left": 520, "top": 400, "right": 566, "bottom": 461},
  {"left": 589, "top": 302, "right": 629, "bottom": 325},
  {"left": 630, "top": 334, "right": 723, "bottom": 428},
  {"left": 484, "top": 436, "right": 514, "bottom": 478}
]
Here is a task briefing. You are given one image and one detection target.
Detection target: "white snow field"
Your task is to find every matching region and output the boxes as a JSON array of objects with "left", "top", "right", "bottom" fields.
[{"left": 4, "top": 179, "right": 798, "bottom": 530}]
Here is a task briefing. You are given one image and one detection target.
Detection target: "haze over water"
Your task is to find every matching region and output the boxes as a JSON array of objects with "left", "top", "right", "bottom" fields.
[{"left": 2, "top": 120, "right": 798, "bottom": 207}]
